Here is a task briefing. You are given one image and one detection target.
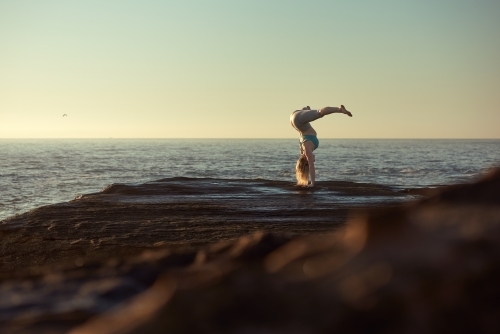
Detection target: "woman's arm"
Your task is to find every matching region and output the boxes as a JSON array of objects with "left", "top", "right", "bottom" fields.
[{"left": 303, "top": 142, "right": 316, "bottom": 187}]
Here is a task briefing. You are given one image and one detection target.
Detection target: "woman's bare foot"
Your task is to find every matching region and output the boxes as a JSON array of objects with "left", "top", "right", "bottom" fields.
[{"left": 340, "top": 105, "right": 352, "bottom": 117}]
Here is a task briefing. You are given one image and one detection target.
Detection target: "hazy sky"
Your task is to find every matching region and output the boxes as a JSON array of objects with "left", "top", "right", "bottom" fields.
[{"left": 1, "top": 0, "right": 499, "bottom": 138}]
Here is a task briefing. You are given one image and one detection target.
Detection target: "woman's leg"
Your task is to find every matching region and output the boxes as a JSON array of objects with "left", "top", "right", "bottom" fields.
[
  {"left": 290, "top": 109, "right": 322, "bottom": 132},
  {"left": 294, "top": 109, "right": 323, "bottom": 124},
  {"left": 319, "top": 105, "right": 352, "bottom": 117}
]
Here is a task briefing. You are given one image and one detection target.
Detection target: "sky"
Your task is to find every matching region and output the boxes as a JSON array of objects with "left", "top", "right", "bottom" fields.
[{"left": 0, "top": 0, "right": 499, "bottom": 138}]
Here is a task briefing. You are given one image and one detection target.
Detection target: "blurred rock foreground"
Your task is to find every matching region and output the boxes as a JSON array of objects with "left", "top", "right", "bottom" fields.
[{"left": 1, "top": 170, "right": 500, "bottom": 333}]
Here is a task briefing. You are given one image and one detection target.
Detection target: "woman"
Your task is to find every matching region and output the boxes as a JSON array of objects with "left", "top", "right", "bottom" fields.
[{"left": 290, "top": 105, "right": 353, "bottom": 187}]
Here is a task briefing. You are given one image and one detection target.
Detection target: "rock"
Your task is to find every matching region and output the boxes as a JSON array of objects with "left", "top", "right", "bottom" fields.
[
  {"left": 1, "top": 172, "right": 499, "bottom": 333},
  {"left": 80, "top": 169, "right": 500, "bottom": 334},
  {"left": 0, "top": 178, "right": 407, "bottom": 277}
]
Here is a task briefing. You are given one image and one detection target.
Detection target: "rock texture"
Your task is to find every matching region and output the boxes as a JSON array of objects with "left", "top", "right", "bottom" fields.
[
  {"left": 0, "top": 178, "right": 409, "bottom": 276},
  {"left": 1, "top": 172, "right": 500, "bottom": 333}
]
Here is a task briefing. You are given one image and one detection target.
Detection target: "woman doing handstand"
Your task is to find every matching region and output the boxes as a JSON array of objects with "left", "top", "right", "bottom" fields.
[{"left": 290, "top": 105, "right": 353, "bottom": 187}]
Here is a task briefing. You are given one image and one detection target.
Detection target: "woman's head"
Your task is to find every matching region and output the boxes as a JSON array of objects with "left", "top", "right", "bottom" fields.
[{"left": 295, "top": 155, "right": 309, "bottom": 186}]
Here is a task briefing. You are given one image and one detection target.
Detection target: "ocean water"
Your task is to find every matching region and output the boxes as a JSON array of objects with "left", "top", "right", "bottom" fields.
[{"left": 1, "top": 139, "right": 499, "bottom": 220}]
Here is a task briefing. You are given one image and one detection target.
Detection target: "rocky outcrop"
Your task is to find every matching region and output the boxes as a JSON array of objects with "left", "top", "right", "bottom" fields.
[
  {"left": 0, "top": 178, "right": 409, "bottom": 276},
  {"left": 1, "top": 172, "right": 499, "bottom": 333}
]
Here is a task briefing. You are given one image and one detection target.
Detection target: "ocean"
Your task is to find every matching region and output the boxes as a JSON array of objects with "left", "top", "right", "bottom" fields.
[{"left": 1, "top": 139, "right": 499, "bottom": 220}]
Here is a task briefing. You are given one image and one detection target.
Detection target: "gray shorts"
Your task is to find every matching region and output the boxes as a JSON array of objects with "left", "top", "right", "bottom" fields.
[{"left": 290, "top": 109, "right": 322, "bottom": 133}]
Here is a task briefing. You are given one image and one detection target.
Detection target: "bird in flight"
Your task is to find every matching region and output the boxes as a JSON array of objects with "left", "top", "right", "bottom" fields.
[{"left": 63, "top": 114, "right": 67, "bottom": 117}]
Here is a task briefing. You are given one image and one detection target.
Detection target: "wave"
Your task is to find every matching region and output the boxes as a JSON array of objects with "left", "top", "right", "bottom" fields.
[
  {"left": 91, "top": 177, "right": 424, "bottom": 199},
  {"left": 398, "top": 187, "right": 441, "bottom": 197}
]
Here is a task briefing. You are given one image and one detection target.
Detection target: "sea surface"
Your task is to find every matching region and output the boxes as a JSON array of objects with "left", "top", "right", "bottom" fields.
[{"left": 1, "top": 139, "right": 499, "bottom": 220}]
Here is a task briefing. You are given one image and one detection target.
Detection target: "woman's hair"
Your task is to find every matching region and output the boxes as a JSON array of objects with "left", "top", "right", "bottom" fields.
[{"left": 295, "top": 155, "right": 309, "bottom": 186}]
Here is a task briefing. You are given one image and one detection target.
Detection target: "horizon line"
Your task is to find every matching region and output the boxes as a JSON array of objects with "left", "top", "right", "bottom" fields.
[{"left": 1, "top": 137, "right": 500, "bottom": 140}]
